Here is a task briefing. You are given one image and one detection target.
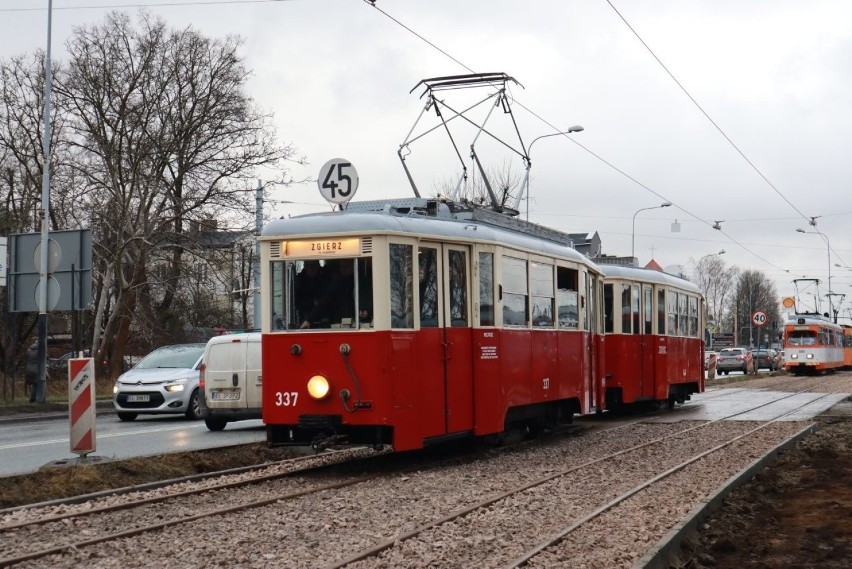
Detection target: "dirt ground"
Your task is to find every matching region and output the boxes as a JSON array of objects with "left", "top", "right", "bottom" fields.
[{"left": 670, "top": 406, "right": 852, "bottom": 569}]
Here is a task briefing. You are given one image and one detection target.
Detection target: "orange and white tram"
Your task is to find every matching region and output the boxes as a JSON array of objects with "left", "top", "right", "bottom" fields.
[
  {"left": 260, "top": 198, "right": 605, "bottom": 451},
  {"left": 842, "top": 325, "right": 852, "bottom": 368},
  {"left": 783, "top": 314, "right": 844, "bottom": 374},
  {"left": 598, "top": 265, "right": 705, "bottom": 408}
]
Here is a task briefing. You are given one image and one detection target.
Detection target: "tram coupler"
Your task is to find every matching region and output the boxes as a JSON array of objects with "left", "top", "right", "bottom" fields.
[{"left": 310, "top": 433, "right": 348, "bottom": 452}]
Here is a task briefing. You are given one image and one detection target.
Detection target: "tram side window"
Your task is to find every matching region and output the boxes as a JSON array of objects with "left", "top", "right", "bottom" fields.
[
  {"left": 557, "top": 266, "right": 579, "bottom": 330},
  {"left": 449, "top": 249, "right": 468, "bottom": 327},
  {"left": 678, "top": 293, "right": 688, "bottom": 336},
  {"left": 419, "top": 247, "right": 439, "bottom": 327},
  {"left": 603, "top": 284, "right": 614, "bottom": 333},
  {"left": 271, "top": 261, "right": 286, "bottom": 330},
  {"left": 658, "top": 289, "right": 666, "bottom": 335},
  {"left": 502, "top": 256, "right": 528, "bottom": 326},
  {"left": 688, "top": 296, "right": 698, "bottom": 337},
  {"left": 631, "top": 284, "right": 640, "bottom": 335},
  {"left": 530, "top": 262, "right": 554, "bottom": 327},
  {"left": 479, "top": 253, "right": 495, "bottom": 326},
  {"left": 390, "top": 245, "right": 414, "bottom": 329},
  {"left": 589, "top": 276, "right": 599, "bottom": 333},
  {"left": 643, "top": 287, "right": 653, "bottom": 334},
  {"left": 621, "top": 284, "right": 632, "bottom": 334},
  {"left": 667, "top": 291, "right": 678, "bottom": 336}
]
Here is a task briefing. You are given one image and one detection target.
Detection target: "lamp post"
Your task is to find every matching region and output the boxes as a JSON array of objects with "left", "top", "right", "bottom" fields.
[
  {"left": 697, "top": 249, "right": 726, "bottom": 265},
  {"left": 796, "top": 228, "right": 833, "bottom": 320},
  {"left": 631, "top": 201, "right": 672, "bottom": 266},
  {"left": 518, "top": 126, "right": 584, "bottom": 221}
]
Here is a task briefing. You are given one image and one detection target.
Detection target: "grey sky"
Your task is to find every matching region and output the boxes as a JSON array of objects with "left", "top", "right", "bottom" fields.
[{"left": 3, "top": 0, "right": 851, "bottom": 319}]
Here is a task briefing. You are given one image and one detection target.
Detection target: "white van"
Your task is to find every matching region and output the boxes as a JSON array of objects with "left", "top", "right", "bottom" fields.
[{"left": 199, "top": 332, "right": 262, "bottom": 431}]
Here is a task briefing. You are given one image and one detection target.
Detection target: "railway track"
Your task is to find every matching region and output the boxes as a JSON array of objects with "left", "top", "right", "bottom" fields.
[
  {"left": 328, "top": 388, "right": 837, "bottom": 568},
  {"left": 0, "top": 380, "right": 840, "bottom": 568}
]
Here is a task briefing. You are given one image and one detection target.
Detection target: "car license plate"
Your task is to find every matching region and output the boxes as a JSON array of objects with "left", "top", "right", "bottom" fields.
[
  {"left": 127, "top": 394, "right": 150, "bottom": 402},
  {"left": 212, "top": 390, "right": 239, "bottom": 400}
]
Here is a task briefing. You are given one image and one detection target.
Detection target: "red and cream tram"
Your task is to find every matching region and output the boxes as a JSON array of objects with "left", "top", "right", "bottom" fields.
[
  {"left": 260, "top": 198, "right": 605, "bottom": 451},
  {"left": 599, "top": 265, "right": 705, "bottom": 408},
  {"left": 783, "top": 314, "right": 844, "bottom": 374}
]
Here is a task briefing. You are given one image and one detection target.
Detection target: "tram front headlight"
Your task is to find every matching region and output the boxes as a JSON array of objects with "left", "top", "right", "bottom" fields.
[
  {"left": 806, "top": 353, "right": 814, "bottom": 360},
  {"left": 790, "top": 353, "right": 798, "bottom": 360},
  {"left": 307, "top": 375, "right": 330, "bottom": 400}
]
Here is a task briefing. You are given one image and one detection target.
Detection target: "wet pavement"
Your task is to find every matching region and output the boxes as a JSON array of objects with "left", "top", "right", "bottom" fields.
[{"left": 650, "top": 386, "right": 849, "bottom": 423}]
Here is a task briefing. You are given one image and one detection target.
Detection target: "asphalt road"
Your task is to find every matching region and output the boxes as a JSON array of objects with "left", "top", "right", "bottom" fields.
[{"left": 0, "top": 410, "right": 266, "bottom": 477}]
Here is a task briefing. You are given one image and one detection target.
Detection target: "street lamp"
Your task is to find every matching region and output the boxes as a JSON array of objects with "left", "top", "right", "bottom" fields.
[
  {"left": 632, "top": 201, "right": 672, "bottom": 266},
  {"left": 697, "top": 249, "right": 726, "bottom": 265},
  {"left": 796, "top": 228, "right": 833, "bottom": 320},
  {"left": 517, "top": 126, "right": 584, "bottom": 220}
]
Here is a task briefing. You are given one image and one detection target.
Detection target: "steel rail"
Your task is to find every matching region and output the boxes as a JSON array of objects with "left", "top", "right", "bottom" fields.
[
  {"left": 0, "top": 447, "right": 381, "bottom": 531},
  {"left": 505, "top": 392, "right": 840, "bottom": 567},
  {"left": 324, "top": 380, "right": 837, "bottom": 568},
  {"left": 0, "top": 474, "right": 381, "bottom": 568}
]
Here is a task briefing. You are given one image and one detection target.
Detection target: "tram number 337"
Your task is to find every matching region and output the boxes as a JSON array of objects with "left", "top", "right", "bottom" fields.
[{"left": 274, "top": 392, "right": 298, "bottom": 406}]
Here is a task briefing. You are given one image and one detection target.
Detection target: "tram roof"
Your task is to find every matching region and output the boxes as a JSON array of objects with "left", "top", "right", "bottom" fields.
[
  {"left": 597, "top": 264, "right": 703, "bottom": 294},
  {"left": 784, "top": 313, "right": 841, "bottom": 328},
  {"left": 261, "top": 200, "right": 595, "bottom": 267}
]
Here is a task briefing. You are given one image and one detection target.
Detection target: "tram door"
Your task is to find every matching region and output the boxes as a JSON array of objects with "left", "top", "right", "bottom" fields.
[{"left": 418, "top": 244, "right": 474, "bottom": 437}]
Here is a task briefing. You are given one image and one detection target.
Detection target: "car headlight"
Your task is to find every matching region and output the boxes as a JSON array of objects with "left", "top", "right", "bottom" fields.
[
  {"left": 113, "top": 384, "right": 118, "bottom": 394},
  {"left": 307, "top": 375, "right": 330, "bottom": 400},
  {"left": 164, "top": 377, "right": 189, "bottom": 392}
]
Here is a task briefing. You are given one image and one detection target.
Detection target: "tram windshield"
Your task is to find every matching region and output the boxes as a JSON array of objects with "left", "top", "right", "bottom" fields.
[
  {"left": 786, "top": 330, "right": 817, "bottom": 346},
  {"left": 271, "top": 257, "right": 373, "bottom": 331}
]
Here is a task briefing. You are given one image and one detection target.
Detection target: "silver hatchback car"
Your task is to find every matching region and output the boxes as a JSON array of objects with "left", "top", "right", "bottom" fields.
[{"left": 113, "top": 344, "right": 206, "bottom": 421}]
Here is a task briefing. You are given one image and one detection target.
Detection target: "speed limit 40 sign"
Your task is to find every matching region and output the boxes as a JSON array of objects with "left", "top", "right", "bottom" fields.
[{"left": 752, "top": 310, "right": 768, "bottom": 327}]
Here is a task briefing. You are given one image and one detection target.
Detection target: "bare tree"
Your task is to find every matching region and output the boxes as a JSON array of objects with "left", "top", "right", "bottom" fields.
[
  {"left": 53, "top": 11, "right": 298, "bottom": 378},
  {"left": 691, "top": 255, "right": 738, "bottom": 338},
  {"left": 0, "top": 52, "right": 72, "bottom": 398},
  {"left": 727, "top": 269, "right": 781, "bottom": 348},
  {"left": 433, "top": 159, "right": 522, "bottom": 210}
]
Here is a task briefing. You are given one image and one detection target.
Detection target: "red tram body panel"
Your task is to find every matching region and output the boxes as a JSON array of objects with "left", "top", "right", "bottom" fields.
[
  {"left": 260, "top": 199, "right": 603, "bottom": 451},
  {"left": 599, "top": 265, "right": 705, "bottom": 408}
]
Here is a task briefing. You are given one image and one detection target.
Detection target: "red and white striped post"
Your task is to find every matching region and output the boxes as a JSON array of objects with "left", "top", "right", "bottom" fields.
[{"left": 68, "top": 357, "right": 96, "bottom": 456}]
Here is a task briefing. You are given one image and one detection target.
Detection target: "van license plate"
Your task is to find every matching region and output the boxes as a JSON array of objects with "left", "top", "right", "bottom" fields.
[
  {"left": 212, "top": 390, "right": 239, "bottom": 400},
  {"left": 127, "top": 394, "right": 150, "bottom": 402}
]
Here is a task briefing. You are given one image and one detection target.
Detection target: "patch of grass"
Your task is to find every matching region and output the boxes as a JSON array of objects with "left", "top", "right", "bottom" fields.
[{"left": 0, "top": 443, "right": 300, "bottom": 509}]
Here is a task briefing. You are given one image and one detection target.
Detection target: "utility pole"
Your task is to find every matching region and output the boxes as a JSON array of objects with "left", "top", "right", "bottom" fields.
[
  {"left": 35, "top": 0, "right": 54, "bottom": 404},
  {"left": 253, "top": 179, "right": 262, "bottom": 330}
]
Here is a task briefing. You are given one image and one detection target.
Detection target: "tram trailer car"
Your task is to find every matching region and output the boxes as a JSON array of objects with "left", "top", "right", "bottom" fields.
[
  {"left": 259, "top": 198, "right": 606, "bottom": 452},
  {"left": 598, "top": 265, "right": 705, "bottom": 408},
  {"left": 783, "top": 314, "right": 844, "bottom": 375}
]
